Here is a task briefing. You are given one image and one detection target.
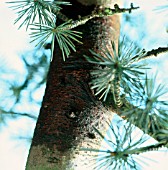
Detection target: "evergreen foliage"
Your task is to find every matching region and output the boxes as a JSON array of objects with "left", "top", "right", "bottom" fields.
[
  {"left": 7, "top": 0, "right": 70, "bottom": 29},
  {"left": 122, "top": 75, "right": 168, "bottom": 139},
  {"left": 30, "top": 19, "right": 82, "bottom": 60},
  {"left": 84, "top": 39, "right": 147, "bottom": 104},
  {"left": 81, "top": 121, "right": 166, "bottom": 170}
]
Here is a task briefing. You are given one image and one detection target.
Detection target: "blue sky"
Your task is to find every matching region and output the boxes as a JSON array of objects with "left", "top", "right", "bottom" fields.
[{"left": 0, "top": 0, "right": 168, "bottom": 169}]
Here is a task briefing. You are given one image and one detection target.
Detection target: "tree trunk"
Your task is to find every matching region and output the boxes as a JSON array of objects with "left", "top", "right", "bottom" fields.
[{"left": 26, "top": 0, "right": 121, "bottom": 169}]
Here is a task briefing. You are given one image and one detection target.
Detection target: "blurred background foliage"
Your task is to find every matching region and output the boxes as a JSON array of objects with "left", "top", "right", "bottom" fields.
[{"left": 0, "top": 45, "right": 50, "bottom": 125}]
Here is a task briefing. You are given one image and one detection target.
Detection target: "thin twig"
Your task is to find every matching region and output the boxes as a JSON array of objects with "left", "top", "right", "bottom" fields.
[
  {"left": 129, "top": 141, "right": 167, "bottom": 154},
  {"left": 133, "top": 47, "right": 168, "bottom": 61},
  {"left": 143, "top": 47, "right": 168, "bottom": 59},
  {"left": 0, "top": 109, "right": 37, "bottom": 120},
  {"left": 62, "top": 3, "right": 139, "bottom": 30}
]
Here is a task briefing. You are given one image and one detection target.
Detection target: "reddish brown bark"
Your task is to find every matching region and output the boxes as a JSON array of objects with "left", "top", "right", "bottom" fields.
[{"left": 26, "top": 0, "right": 120, "bottom": 169}]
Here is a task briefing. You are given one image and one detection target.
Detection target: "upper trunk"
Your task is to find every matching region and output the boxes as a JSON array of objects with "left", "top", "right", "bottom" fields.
[{"left": 26, "top": 0, "right": 121, "bottom": 169}]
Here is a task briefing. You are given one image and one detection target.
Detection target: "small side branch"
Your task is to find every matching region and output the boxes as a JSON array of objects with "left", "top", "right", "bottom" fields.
[
  {"left": 100, "top": 3, "right": 139, "bottom": 16},
  {"left": 0, "top": 109, "right": 37, "bottom": 120},
  {"left": 143, "top": 47, "right": 168, "bottom": 59},
  {"left": 62, "top": 3, "right": 139, "bottom": 30},
  {"left": 133, "top": 47, "right": 168, "bottom": 61},
  {"left": 129, "top": 141, "right": 167, "bottom": 155}
]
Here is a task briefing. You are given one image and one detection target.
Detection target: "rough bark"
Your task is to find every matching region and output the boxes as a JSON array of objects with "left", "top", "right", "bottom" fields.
[{"left": 26, "top": 0, "right": 121, "bottom": 169}]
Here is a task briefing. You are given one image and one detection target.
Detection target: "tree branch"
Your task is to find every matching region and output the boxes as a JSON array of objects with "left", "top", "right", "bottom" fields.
[
  {"left": 37, "top": 2, "right": 139, "bottom": 29},
  {"left": 143, "top": 46, "right": 168, "bottom": 58},
  {"left": 133, "top": 47, "right": 168, "bottom": 61},
  {"left": 0, "top": 109, "right": 37, "bottom": 120},
  {"left": 61, "top": 3, "right": 139, "bottom": 30},
  {"left": 129, "top": 141, "right": 167, "bottom": 154}
]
